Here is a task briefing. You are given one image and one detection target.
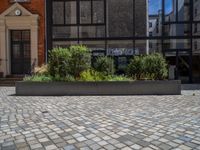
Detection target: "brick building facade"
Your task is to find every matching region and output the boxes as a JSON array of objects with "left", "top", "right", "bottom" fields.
[{"left": 0, "top": 0, "right": 45, "bottom": 76}]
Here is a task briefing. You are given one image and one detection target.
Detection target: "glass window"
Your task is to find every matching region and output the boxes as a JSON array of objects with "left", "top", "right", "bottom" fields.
[
  {"left": 193, "top": 39, "right": 200, "bottom": 54},
  {"left": 107, "top": 0, "right": 133, "bottom": 37},
  {"left": 65, "top": 1, "right": 77, "bottom": 24},
  {"left": 53, "top": 41, "right": 78, "bottom": 48},
  {"left": 22, "top": 31, "right": 30, "bottom": 41},
  {"left": 135, "top": 40, "right": 148, "bottom": 55},
  {"left": 79, "top": 41, "right": 105, "bottom": 51},
  {"left": 53, "top": 27, "right": 78, "bottom": 39},
  {"left": 194, "top": 0, "right": 200, "bottom": 21},
  {"left": 164, "top": 24, "right": 191, "bottom": 36},
  {"left": 53, "top": 1, "right": 64, "bottom": 24},
  {"left": 79, "top": 26, "right": 105, "bottom": 38},
  {"left": 149, "top": 40, "right": 162, "bottom": 54},
  {"left": 107, "top": 40, "right": 134, "bottom": 56},
  {"left": 93, "top": 0, "right": 104, "bottom": 24},
  {"left": 163, "top": 39, "right": 190, "bottom": 52},
  {"left": 135, "top": 0, "right": 147, "bottom": 37},
  {"left": 80, "top": 1, "right": 91, "bottom": 24},
  {"left": 12, "top": 31, "right": 21, "bottom": 41}
]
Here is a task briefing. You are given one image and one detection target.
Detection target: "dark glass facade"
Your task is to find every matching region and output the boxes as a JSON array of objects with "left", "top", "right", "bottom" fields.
[{"left": 46, "top": 0, "right": 200, "bottom": 82}]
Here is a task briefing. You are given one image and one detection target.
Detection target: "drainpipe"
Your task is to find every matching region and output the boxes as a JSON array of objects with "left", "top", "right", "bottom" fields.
[{"left": 45, "top": 0, "right": 48, "bottom": 64}]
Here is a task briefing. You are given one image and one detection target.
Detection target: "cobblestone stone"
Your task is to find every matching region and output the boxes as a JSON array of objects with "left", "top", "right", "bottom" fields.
[{"left": 0, "top": 87, "right": 200, "bottom": 149}]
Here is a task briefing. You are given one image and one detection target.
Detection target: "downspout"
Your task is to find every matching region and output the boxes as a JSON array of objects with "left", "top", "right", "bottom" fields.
[{"left": 45, "top": 0, "right": 48, "bottom": 63}]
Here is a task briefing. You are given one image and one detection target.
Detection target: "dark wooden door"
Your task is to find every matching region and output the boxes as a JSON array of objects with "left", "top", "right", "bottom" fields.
[{"left": 11, "top": 30, "right": 31, "bottom": 74}]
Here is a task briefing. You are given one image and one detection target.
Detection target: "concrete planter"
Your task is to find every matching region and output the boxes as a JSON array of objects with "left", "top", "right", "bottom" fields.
[{"left": 15, "top": 80, "right": 181, "bottom": 96}]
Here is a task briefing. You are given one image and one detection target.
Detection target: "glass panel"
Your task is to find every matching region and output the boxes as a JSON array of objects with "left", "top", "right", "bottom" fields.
[
  {"left": 177, "top": 0, "right": 190, "bottom": 22},
  {"left": 135, "top": 40, "right": 148, "bottom": 55},
  {"left": 93, "top": 0, "right": 104, "bottom": 24},
  {"left": 23, "top": 44, "right": 31, "bottom": 59},
  {"left": 164, "top": 24, "right": 191, "bottom": 36},
  {"left": 53, "top": 27, "right": 78, "bottom": 39},
  {"left": 193, "top": 23, "right": 200, "bottom": 36},
  {"left": 163, "top": 39, "right": 190, "bottom": 52},
  {"left": 194, "top": 0, "right": 200, "bottom": 21},
  {"left": 107, "top": 40, "right": 134, "bottom": 56},
  {"left": 80, "top": 1, "right": 91, "bottom": 24},
  {"left": 79, "top": 26, "right": 105, "bottom": 38},
  {"left": 53, "top": 41, "right": 78, "bottom": 48},
  {"left": 79, "top": 41, "right": 105, "bottom": 51},
  {"left": 107, "top": 0, "right": 133, "bottom": 37},
  {"left": 149, "top": 40, "right": 162, "bottom": 54},
  {"left": 193, "top": 38, "right": 200, "bottom": 54},
  {"left": 135, "top": 0, "right": 147, "bottom": 37},
  {"left": 22, "top": 31, "right": 30, "bottom": 41},
  {"left": 53, "top": 1, "right": 64, "bottom": 24},
  {"left": 164, "top": 0, "right": 174, "bottom": 22},
  {"left": 12, "top": 31, "right": 21, "bottom": 41},
  {"left": 65, "top": 1, "right": 77, "bottom": 24},
  {"left": 12, "top": 44, "right": 21, "bottom": 59}
]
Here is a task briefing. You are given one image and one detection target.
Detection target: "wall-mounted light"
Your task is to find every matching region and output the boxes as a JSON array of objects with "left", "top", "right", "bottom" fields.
[{"left": 15, "top": 9, "right": 22, "bottom": 16}]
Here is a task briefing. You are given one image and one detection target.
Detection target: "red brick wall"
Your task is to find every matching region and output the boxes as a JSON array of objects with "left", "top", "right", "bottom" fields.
[{"left": 0, "top": 0, "right": 45, "bottom": 65}]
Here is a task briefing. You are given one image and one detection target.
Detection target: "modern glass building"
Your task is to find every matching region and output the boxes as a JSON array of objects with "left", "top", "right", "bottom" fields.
[
  {"left": 46, "top": 0, "right": 148, "bottom": 74},
  {"left": 46, "top": 0, "right": 200, "bottom": 83}
]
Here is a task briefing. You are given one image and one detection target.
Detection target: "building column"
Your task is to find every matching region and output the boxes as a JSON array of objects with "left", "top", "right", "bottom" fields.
[
  {"left": 0, "top": 19, "right": 7, "bottom": 76},
  {"left": 31, "top": 16, "right": 39, "bottom": 68}
]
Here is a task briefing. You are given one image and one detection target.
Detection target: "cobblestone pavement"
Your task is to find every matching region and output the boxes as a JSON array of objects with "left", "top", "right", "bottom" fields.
[{"left": 0, "top": 87, "right": 200, "bottom": 150}]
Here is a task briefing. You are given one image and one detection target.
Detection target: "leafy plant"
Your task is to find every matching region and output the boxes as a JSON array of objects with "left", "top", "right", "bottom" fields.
[
  {"left": 48, "top": 47, "right": 71, "bottom": 78},
  {"left": 93, "top": 56, "right": 115, "bottom": 76},
  {"left": 79, "top": 69, "right": 104, "bottom": 81},
  {"left": 52, "top": 74, "right": 75, "bottom": 82},
  {"left": 68, "top": 45, "right": 91, "bottom": 78},
  {"left": 24, "top": 75, "right": 52, "bottom": 82},
  {"left": 127, "top": 53, "right": 168, "bottom": 80},
  {"left": 106, "top": 75, "right": 132, "bottom": 81},
  {"left": 126, "top": 56, "right": 144, "bottom": 80},
  {"left": 143, "top": 53, "right": 168, "bottom": 80}
]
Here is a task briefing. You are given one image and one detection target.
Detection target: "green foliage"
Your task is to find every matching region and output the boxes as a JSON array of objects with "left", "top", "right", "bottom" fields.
[
  {"left": 68, "top": 45, "right": 91, "bottom": 78},
  {"left": 52, "top": 74, "right": 75, "bottom": 82},
  {"left": 106, "top": 75, "right": 132, "bottom": 81},
  {"left": 79, "top": 69, "right": 104, "bottom": 81},
  {"left": 143, "top": 53, "right": 168, "bottom": 80},
  {"left": 80, "top": 70, "right": 132, "bottom": 82},
  {"left": 127, "top": 56, "right": 144, "bottom": 80},
  {"left": 23, "top": 75, "right": 52, "bottom": 82},
  {"left": 48, "top": 47, "right": 71, "bottom": 78},
  {"left": 127, "top": 53, "right": 168, "bottom": 80},
  {"left": 93, "top": 56, "right": 115, "bottom": 76}
]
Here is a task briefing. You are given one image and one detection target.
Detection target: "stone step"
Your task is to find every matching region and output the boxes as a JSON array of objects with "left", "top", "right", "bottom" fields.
[{"left": 0, "top": 76, "right": 23, "bottom": 86}]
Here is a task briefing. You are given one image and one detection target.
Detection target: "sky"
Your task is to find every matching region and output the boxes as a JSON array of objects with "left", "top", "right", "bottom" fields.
[{"left": 149, "top": 0, "right": 173, "bottom": 14}]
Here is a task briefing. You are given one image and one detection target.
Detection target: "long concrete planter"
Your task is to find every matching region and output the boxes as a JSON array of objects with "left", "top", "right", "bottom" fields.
[{"left": 15, "top": 80, "right": 181, "bottom": 96}]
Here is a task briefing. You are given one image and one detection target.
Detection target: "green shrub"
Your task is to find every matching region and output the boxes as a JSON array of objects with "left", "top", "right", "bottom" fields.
[
  {"left": 52, "top": 74, "right": 75, "bottom": 82},
  {"left": 48, "top": 47, "right": 71, "bottom": 78},
  {"left": 68, "top": 45, "right": 91, "bottom": 78},
  {"left": 106, "top": 75, "right": 132, "bottom": 81},
  {"left": 126, "top": 56, "right": 145, "bottom": 79},
  {"left": 93, "top": 56, "right": 115, "bottom": 75},
  {"left": 127, "top": 53, "right": 168, "bottom": 80},
  {"left": 23, "top": 75, "right": 52, "bottom": 82},
  {"left": 79, "top": 69, "right": 104, "bottom": 81},
  {"left": 143, "top": 53, "right": 168, "bottom": 80}
]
